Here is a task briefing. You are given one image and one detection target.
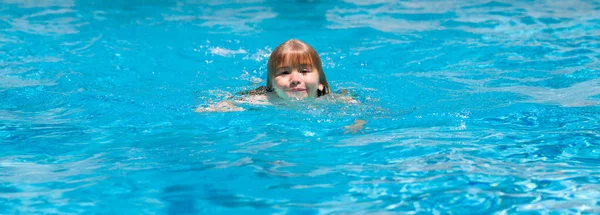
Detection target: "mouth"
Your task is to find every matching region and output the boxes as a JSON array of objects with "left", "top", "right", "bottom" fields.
[{"left": 289, "top": 88, "right": 305, "bottom": 92}]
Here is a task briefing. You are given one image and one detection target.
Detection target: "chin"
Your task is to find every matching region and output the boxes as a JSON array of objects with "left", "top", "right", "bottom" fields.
[
  {"left": 285, "top": 93, "right": 309, "bottom": 100},
  {"left": 274, "top": 89, "right": 313, "bottom": 100}
]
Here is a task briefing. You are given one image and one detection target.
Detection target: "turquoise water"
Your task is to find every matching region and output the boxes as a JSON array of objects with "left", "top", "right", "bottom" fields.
[{"left": 2, "top": 0, "right": 600, "bottom": 214}]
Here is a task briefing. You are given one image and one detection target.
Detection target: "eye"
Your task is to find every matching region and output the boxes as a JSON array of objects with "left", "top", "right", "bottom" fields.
[
  {"left": 301, "top": 69, "right": 310, "bottom": 73},
  {"left": 278, "top": 70, "right": 290, "bottom": 75}
]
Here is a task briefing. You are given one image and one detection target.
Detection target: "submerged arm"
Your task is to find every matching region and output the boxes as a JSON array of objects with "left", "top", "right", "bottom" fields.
[{"left": 195, "top": 100, "right": 244, "bottom": 112}]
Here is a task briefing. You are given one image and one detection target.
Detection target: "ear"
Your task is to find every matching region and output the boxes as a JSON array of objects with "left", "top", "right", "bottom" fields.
[{"left": 318, "top": 83, "right": 324, "bottom": 91}]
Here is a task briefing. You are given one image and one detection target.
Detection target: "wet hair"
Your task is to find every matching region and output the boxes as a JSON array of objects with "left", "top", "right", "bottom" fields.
[
  {"left": 266, "top": 39, "right": 330, "bottom": 97},
  {"left": 237, "top": 86, "right": 271, "bottom": 96}
]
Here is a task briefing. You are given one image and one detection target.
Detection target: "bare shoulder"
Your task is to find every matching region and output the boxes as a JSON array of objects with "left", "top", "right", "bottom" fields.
[
  {"left": 234, "top": 94, "right": 271, "bottom": 105},
  {"left": 333, "top": 94, "right": 359, "bottom": 104},
  {"left": 195, "top": 86, "right": 276, "bottom": 113},
  {"left": 195, "top": 93, "right": 274, "bottom": 113},
  {"left": 195, "top": 101, "right": 244, "bottom": 112},
  {"left": 321, "top": 89, "right": 359, "bottom": 104}
]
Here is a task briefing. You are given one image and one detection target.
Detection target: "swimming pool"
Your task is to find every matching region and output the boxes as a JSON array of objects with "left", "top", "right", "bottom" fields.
[{"left": 1, "top": 0, "right": 599, "bottom": 214}]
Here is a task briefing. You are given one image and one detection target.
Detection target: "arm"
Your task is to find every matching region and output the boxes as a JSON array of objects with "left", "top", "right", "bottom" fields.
[{"left": 195, "top": 100, "right": 244, "bottom": 112}]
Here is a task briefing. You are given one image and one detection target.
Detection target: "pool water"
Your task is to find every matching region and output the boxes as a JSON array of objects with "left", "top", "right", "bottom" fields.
[{"left": 2, "top": 0, "right": 600, "bottom": 214}]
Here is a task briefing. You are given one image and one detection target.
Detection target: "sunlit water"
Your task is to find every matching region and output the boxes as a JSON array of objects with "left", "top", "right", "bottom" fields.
[{"left": 1, "top": 0, "right": 600, "bottom": 214}]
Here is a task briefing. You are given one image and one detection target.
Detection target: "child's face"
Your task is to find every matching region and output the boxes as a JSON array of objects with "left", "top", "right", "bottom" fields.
[{"left": 272, "top": 63, "right": 322, "bottom": 100}]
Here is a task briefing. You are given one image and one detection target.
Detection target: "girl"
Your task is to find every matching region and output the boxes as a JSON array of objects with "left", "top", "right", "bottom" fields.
[
  {"left": 196, "top": 39, "right": 351, "bottom": 112},
  {"left": 266, "top": 39, "right": 330, "bottom": 100}
]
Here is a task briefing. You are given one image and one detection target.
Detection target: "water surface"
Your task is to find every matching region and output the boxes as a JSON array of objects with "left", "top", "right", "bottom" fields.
[{"left": 1, "top": 0, "right": 600, "bottom": 214}]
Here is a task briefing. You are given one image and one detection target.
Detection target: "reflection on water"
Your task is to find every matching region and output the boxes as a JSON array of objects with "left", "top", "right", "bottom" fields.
[
  {"left": 0, "top": 0, "right": 75, "bottom": 8},
  {"left": 163, "top": 6, "right": 276, "bottom": 33},
  {"left": 327, "top": 0, "right": 600, "bottom": 107},
  {"left": 478, "top": 78, "right": 600, "bottom": 107},
  {"left": 7, "top": 9, "right": 86, "bottom": 35}
]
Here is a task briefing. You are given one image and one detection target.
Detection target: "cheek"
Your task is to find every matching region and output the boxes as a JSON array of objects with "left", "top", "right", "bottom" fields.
[
  {"left": 307, "top": 74, "right": 320, "bottom": 86},
  {"left": 273, "top": 77, "right": 287, "bottom": 88}
]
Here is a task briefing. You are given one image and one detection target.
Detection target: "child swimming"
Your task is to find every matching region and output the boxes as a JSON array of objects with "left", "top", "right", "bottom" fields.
[
  {"left": 266, "top": 39, "right": 330, "bottom": 100},
  {"left": 196, "top": 39, "right": 353, "bottom": 112}
]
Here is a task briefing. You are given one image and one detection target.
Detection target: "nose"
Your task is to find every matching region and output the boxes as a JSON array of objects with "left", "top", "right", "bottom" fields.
[{"left": 289, "top": 71, "right": 301, "bottom": 86}]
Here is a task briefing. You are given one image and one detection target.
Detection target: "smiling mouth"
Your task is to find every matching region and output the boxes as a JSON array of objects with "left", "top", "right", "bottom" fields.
[{"left": 289, "top": 88, "right": 305, "bottom": 92}]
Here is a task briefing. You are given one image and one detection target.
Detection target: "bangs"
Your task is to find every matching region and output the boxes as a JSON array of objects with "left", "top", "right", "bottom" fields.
[{"left": 274, "top": 50, "right": 314, "bottom": 68}]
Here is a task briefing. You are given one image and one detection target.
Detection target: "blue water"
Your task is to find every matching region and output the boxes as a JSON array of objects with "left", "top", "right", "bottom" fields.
[{"left": 2, "top": 0, "right": 600, "bottom": 214}]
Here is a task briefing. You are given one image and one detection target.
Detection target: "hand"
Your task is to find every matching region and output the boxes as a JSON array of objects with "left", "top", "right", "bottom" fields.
[{"left": 344, "top": 119, "right": 366, "bottom": 134}]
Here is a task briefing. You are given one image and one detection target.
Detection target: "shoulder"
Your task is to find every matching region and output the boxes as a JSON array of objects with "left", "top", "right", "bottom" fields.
[
  {"left": 320, "top": 89, "right": 359, "bottom": 104},
  {"left": 195, "top": 100, "right": 244, "bottom": 112},
  {"left": 237, "top": 86, "right": 271, "bottom": 96},
  {"left": 233, "top": 86, "right": 277, "bottom": 105},
  {"left": 235, "top": 94, "right": 271, "bottom": 105}
]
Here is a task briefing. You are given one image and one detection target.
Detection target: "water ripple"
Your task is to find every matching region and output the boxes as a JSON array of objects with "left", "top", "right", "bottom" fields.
[{"left": 1, "top": 0, "right": 600, "bottom": 214}]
